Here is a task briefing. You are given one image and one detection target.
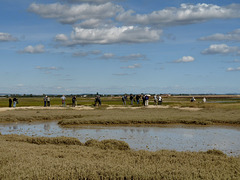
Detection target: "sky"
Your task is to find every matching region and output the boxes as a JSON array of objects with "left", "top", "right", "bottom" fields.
[{"left": 1, "top": 0, "right": 240, "bottom": 95}]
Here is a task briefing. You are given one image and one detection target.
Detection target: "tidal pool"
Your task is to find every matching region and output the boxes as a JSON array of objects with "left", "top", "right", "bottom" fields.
[{"left": 0, "top": 121, "right": 240, "bottom": 156}]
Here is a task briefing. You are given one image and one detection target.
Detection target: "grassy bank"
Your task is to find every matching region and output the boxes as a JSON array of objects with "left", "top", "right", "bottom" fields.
[
  {"left": 1, "top": 107, "right": 240, "bottom": 126},
  {"left": 0, "top": 134, "right": 239, "bottom": 179},
  {"left": 1, "top": 95, "right": 240, "bottom": 107}
]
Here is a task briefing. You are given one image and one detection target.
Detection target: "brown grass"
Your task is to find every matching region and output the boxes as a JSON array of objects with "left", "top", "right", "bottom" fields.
[
  {"left": 0, "top": 134, "right": 239, "bottom": 179},
  {"left": 1, "top": 107, "right": 240, "bottom": 126}
]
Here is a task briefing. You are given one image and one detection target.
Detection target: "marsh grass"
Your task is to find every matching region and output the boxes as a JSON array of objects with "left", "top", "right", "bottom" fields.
[
  {"left": 0, "top": 134, "right": 239, "bottom": 179},
  {"left": 1, "top": 105, "right": 240, "bottom": 125}
]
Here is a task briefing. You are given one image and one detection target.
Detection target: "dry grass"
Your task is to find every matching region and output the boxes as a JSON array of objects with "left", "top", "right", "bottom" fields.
[
  {"left": 0, "top": 106, "right": 240, "bottom": 126},
  {"left": 0, "top": 134, "right": 239, "bottom": 179},
  {"left": 57, "top": 108, "right": 240, "bottom": 126}
]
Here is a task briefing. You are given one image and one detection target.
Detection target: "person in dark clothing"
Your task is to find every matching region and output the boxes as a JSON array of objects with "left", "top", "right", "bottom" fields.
[
  {"left": 130, "top": 94, "right": 134, "bottom": 105},
  {"left": 72, "top": 96, "right": 77, "bottom": 107},
  {"left": 136, "top": 95, "right": 140, "bottom": 105},
  {"left": 9, "top": 98, "right": 12, "bottom": 107},
  {"left": 142, "top": 95, "right": 145, "bottom": 106}
]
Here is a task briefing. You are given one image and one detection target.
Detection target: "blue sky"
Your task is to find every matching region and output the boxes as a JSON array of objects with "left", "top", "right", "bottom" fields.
[{"left": 1, "top": 0, "right": 240, "bottom": 95}]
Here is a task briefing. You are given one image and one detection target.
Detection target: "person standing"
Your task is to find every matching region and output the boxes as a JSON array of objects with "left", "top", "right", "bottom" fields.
[
  {"left": 44, "top": 96, "right": 47, "bottom": 107},
  {"left": 9, "top": 97, "right": 12, "bottom": 107},
  {"left": 142, "top": 95, "right": 145, "bottom": 106},
  {"left": 122, "top": 95, "right": 126, "bottom": 105},
  {"left": 158, "top": 95, "right": 162, "bottom": 105},
  {"left": 72, "top": 96, "right": 77, "bottom": 107},
  {"left": 136, "top": 94, "right": 140, "bottom": 105},
  {"left": 145, "top": 95, "right": 149, "bottom": 106},
  {"left": 203, "top": 97, "right": 206, "bottom": 103},
  {"left": 13, "top": 97, "right": 18, "bottom": 108},
  {"left": 154, "top": 95, "right": 157, "bottom": 105},
  {"left": 61, "top": 95, "right": 66, "bottom": 107},
  {"left": 130, "top": 94, "right": 134, "bottom": 105},
  {"left": 47, "top": 96, "right": 50, "bottom": 107}
]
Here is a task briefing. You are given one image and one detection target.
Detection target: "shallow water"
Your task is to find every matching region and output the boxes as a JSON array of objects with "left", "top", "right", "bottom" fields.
[{"left": 0, "top": 121, "right": 240, "bottom": 156}]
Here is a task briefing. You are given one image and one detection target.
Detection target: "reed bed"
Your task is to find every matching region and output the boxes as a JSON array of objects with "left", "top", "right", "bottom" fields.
[{"left": 0, "top": 134, "right": 239, "bottom": 180}]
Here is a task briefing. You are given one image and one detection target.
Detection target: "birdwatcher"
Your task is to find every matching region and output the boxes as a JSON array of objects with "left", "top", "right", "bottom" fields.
[
  {"left": 61, "top": 95, "right": 66, "bottom": 107},
  {"left": 47, "top": 96, "right": 50, "bottom": 107},
  {"left": 9, "top": 97, "right": 12, "bottom": 107}
]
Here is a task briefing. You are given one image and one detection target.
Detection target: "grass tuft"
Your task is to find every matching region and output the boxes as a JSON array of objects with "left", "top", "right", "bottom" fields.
[{"left": 85, "top": 139, "right": 130, "bottom": 150}]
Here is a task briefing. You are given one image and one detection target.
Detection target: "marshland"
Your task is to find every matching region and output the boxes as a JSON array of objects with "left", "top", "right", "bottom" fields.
[{"left": 0, "top": 95, "right": 240, "bottom": 179}]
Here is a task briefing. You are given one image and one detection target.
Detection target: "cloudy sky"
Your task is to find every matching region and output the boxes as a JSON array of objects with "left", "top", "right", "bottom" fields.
[{"left": 1, "top": 0, "right": 240, "bottom": 94}]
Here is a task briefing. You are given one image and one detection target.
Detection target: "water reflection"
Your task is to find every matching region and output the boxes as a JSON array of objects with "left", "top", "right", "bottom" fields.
[{"left": 0, "top": 121, "right": 239, "bottom": 156}]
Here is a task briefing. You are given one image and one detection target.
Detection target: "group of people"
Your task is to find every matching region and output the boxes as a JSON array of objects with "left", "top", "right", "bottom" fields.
[
  {"left": 191, "top": 97, "right": 207, "bottom": 103},
  {"left": 43, "top": 95, "right": 77, "bottom": 107},
  {"left": 8, "top": 97, "right": 18, "bottom": 108},
  {"left": 122, "top": 94, "right": 163, "bottom": 106}
]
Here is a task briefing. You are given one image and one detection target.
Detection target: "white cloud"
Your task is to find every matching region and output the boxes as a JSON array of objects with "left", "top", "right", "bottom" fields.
[
  {"left": 0, "top": 32, "right": 17, "bottom": 42},
  {"left": 199, "top": 29, "right": 240, "bottom": 42},
  {"left": 35, "top": 66, "right": 62, "bottom": 70},
  {"left": 174, "top": 56, "right": 195, "bottom": 63},
  {"left": 66, "top": 26, "right": 162, "bottom": 45},
  {"left": 201, "top": 44, "right": 239, "bottom": 55},
  {"left": 227, "top": 67, "right": 240, "bottom": 71},
  {"left": 119, "top": 54, "right": 147, "bottom": 62},
  {"left": 61, "top": 0, "right": 114, "bottom": 4},
  {"left": 55, "top": 34, "right": 68, "bottom": 41},
  {"left": 28, "top": 2, "right": 123, "bottom": 24},
  {"left": 19, "top": 44, "right": 45, "bottom": 54},
  {"left": 100, "top": 53, "right": 115, "bottom": 59},
  {"left": 121, "top": 64, "right": 141, "bottom": 69},
  {"left": 116, "top": 3, "right": 240, "bottom": 27}
]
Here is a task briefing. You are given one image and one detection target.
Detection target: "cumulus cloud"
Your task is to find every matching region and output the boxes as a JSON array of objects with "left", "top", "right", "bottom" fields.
[
  {"left": 121, "top": 64, "right": 141, "bottom": 69},
  {"left": 66, "top": 26, "right": 162, "bottom": 45},
  {"left": 0, "top": 32, "right": 17, "bottom": 42},
  {"left": 174, "top": 56, "right": 195, "bottom": 63},
  {"left": 28, "top": 2, "right": 123, "bottom": 24},
  {"left": 201, "top": 44, "right": 239, "bottom": 55},
  {"left": 55, "top": 34, "right": 68, "bottom": 41},
  {"left": 19, "top": 44, "right": 45, "bottom": 54},
  {"left": 116, "top": 3, "right": 240, "bottom": 27},
  {"left": 227, "top": 67, "right": 240, "bottom": 71},
  {"left": 199, "top": 29, "right": 240, "bottom": 42}
]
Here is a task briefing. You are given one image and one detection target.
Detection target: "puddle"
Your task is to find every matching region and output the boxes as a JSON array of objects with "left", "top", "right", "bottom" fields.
[{"left": 0, "top": 121, "right": 240, "bottom": 156}]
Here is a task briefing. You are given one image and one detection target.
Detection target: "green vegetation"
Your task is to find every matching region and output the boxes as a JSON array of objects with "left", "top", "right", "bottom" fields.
[
  {"left": 0, "top": 134, "right": 239, "bottom": 179},
  {"left": 1, "top": 95, "right": 240, "bottom": 108}
]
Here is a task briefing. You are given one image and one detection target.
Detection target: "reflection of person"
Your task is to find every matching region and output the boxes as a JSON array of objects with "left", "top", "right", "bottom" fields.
[
  {"left": 47, "top": 96, "right": 50, "bottom": 107},
  {"left": 61, "top": 95, "right": 66, "bottom": 107},
  {"left": 13, "top": 97, "right": 18, "bottom": 108},
  {"left": 9, "top": 98, "right": 12, "bottom": 107}
]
